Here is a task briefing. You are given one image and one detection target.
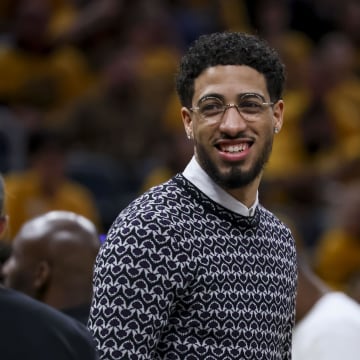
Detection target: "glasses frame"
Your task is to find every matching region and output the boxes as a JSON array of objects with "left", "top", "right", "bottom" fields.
[{"left": 189, "top": 92, "right": 275, "bottom": 122}]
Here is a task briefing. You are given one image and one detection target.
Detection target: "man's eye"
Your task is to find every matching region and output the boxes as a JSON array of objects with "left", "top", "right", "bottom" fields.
[
  {"left": 239, "top": 101, "right": 262, "bottom": 113},
  {"left": 200, "top": 103, "right": 223, "bottom": 115}
]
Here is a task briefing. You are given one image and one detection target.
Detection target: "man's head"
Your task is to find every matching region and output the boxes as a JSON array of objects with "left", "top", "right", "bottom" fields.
[
  {"left": 175, "top": 32, "right": 285, "bottom": 109},
  {"left": 0, "top": 175, "right": 10, "bottom": 283},
  {"left": 176, "top": 32, "right": 285, "bottom": 199},
  {"left": 2, "top": 211, "right": 100, "bottom": 309}
]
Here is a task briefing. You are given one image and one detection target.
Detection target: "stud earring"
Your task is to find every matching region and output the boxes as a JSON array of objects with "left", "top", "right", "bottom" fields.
[{"left": 274, "top": 127, "right": 279, "bottom": 134}]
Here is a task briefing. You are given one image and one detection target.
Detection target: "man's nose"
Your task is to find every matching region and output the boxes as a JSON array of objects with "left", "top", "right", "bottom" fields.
[{"left": 219, "top": 104, "right": 247, "bottom": 134}]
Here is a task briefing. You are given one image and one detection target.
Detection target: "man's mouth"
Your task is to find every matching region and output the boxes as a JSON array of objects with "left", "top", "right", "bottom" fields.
[{"left": 218, "top": 143, "right": 250, "bottom": 153}]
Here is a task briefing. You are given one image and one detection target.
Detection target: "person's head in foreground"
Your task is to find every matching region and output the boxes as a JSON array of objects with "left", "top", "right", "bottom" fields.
[
  {"left": 2, "top": 210, "right": 100, "bottom": 318},
  {"left": 0, "top": 176, "right": 99, "bottom": 359}
]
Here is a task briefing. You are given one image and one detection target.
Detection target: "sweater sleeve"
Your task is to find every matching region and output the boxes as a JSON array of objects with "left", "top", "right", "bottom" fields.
[{"left": 88, "top": 217, "right": 186, "bottom": 360}]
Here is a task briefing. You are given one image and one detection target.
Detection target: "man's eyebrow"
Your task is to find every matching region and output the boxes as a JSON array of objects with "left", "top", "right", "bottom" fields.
[
  {"left": 239, "top": 92, "right": 266, "bottom": 101},
  {"left": 197, "top": 94, "right": 224, "bottom": 105}
]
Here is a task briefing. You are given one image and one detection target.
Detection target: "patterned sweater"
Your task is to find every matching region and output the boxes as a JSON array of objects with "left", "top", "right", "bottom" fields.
[{"left": 89, "top": 174, "right": 297, "bottom": 360}]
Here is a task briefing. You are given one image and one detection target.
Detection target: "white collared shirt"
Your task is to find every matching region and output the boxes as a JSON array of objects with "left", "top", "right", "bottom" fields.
[{"left": 182, "top": 156, "right": 258, "bottom": 217}]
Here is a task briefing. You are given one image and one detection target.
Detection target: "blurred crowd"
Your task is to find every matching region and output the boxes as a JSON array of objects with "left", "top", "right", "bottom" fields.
[{"left": 0, "top": 0, "right": 359, "bottom": 302}]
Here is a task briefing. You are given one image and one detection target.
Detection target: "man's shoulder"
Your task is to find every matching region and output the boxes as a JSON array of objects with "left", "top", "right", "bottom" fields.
[
  {"left": 0, "top": 287, "right": 98, "bottom": 359},
  {"left": 125, "top": 175, "right": 189, "bottom": 211},
  {"left": 294, "top": 292, "right": 360, "bottom": 350},
  {"left": 0, "top": 286, "right": 83, "bottom": 330},
  {"left": 108, "top": 175, "right": 195, "bottom": 233},
  {"left": 315, "top": 292, "right": 360, "bottom": 322}
]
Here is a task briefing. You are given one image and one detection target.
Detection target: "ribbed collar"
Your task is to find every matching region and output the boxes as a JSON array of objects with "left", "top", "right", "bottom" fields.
[{"left": 182, "top": 156, "right": 258, "bottom": 217}]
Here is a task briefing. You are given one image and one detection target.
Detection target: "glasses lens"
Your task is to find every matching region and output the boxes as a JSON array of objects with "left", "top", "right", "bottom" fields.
[
  {"left": 198, "top": 100, "right": 224, "bottom": 119},
  {"left": 238, "top": 99, "right": 264, "bottom": 116}
]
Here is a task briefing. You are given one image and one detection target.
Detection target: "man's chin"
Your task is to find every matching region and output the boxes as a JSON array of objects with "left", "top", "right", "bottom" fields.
[{"left": 211, "top": 168, "right": 255, "bottom": 189}]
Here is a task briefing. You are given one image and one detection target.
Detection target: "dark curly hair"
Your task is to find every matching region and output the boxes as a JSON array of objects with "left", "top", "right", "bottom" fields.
[{"left": 175, "top": 32, "right": 286, "bottom": 108}]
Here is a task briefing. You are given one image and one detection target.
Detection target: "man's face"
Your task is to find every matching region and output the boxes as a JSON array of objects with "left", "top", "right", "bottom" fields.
[
  {"left": 181, "top": 65, "right": 284, "bottom": 193},
  {"left": 2, "top": 235, "right": 39, "bottom": 296}
]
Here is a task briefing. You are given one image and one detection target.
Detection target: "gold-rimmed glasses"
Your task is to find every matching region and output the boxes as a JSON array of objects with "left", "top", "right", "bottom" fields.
[{"left": 189, "top": 93, "right": 274, "bottom": 122}]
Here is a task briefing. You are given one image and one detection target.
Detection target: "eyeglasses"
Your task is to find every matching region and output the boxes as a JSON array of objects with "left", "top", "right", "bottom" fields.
[{"left": 189, "top": 93, "right": 274, "bottom": 122}]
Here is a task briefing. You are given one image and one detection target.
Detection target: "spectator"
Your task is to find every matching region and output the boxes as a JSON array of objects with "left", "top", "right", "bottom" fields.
[
  {"left": 4, "top": 128, "right": 101, "bottom": 240},
  {"left": 292, "top": 256, "right": 360, "bottom": 359},
  {"left": 263, "top": 31, "right": 360, "bottom": 249},
  {"left": 0, "top": 174, "right": 99, "bottom": 359},
  {"left": 313, "top": 182, "right": 360, "bottom": 295},
  {"left": 2, "top": 210, "right": 100, "bottom": 325},
  {"left": 0, "top": 0, "right": 96, "bottom": 115}
]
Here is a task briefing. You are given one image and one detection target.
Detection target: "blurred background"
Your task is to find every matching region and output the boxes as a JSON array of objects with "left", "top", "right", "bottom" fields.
[{"left": 0, "top": 0, "right": 359, "bottom": 302}]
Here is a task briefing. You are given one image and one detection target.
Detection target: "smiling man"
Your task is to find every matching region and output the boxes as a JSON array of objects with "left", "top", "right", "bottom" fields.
[{"left": 89, "top": 32, "right": 297, "bottom": 360}]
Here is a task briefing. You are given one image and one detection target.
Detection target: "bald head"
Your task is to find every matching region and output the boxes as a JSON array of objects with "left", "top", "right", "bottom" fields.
[
  {"left": 2, "top": 211, "right": 100, "bottom": 309},
  {"left": 19, "top": 210, "right": 99, "bottom": 248}
]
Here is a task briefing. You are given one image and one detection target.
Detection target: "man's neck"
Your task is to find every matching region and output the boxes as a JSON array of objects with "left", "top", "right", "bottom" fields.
[{"left": 183, "top": 156, "right": 259, "bottom": 216}]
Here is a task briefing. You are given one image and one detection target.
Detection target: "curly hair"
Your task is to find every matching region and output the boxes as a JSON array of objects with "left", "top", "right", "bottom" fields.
[{"left": 175, "top": 32, "right": 286, "bottom": 107}]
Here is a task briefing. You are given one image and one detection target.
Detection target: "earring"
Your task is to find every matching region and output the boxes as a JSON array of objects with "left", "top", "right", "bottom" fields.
[{"left": 274, "top": 127, "right": 279, "bottom": 134}]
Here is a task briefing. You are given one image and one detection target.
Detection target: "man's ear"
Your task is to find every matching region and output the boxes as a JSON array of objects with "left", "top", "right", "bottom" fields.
[
  {"left": 272, "top": 99, "right": 284, "bottom": 133},
  {"left": 34, "top": 260, "right": 51, "bottom": 290},
  {"left": 181, "top": 107, "right": 193, "bottom": 140}
]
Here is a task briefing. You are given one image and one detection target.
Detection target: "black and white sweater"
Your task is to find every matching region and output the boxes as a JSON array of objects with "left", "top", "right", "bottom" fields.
[{"left": 89, "top": 174, "right": 297, "bottom": 360}]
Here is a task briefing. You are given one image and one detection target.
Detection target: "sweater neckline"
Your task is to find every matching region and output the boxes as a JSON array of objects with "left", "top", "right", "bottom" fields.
[{"left": 173, "top": 174, "right": 261, "bottom": 228}]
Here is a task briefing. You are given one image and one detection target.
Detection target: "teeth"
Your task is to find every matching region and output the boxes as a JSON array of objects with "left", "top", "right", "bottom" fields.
[{"left": 223, "top": 144, "right": 246, "bottom": 153}]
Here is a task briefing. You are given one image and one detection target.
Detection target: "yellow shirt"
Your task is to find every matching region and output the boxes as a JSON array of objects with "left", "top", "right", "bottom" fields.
[
  {"left": 314, "top": 228, "right": 360, "bottom": 292},
  {"left": 4, "top": 170, "right": 101, "bottom": 241},
  {"left": 0, "top": 43, "right": 95, "bottom": 112}
]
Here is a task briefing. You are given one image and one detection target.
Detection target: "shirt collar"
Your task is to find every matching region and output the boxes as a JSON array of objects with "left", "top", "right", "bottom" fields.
[{"left": 182, "top": 156, "right": 258, "bottom": 217}]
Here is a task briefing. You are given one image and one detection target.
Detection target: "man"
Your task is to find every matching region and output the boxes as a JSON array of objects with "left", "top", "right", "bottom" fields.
[
  {"left": 89, "top": 31, "right": 297, "bottom": 359},
  {"left": 0, "top": 176, "right": 98, "bottom": 359},
  {"left": 292, "top": 257, "right": 360, "bottom": 359},
  {"left": 2, "top": 210, "right": 100, "bottom": 325}
]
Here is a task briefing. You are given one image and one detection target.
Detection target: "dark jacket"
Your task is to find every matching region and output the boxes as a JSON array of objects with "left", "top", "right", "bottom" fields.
[{"left": 0, "top": 286, "right": 98, "bottom": 360}]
